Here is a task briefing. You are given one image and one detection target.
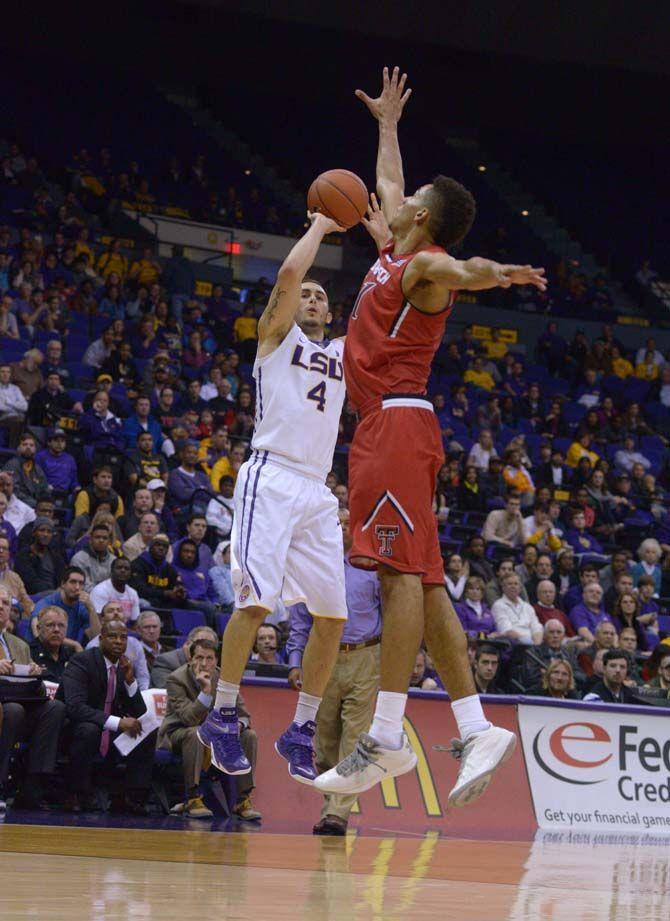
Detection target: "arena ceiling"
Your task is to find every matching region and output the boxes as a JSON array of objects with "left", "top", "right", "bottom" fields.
[{"left": 190, "top": 0, "right": 670, "bottom": 76}]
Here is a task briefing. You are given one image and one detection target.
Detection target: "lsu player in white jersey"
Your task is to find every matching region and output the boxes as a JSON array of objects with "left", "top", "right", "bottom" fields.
[{"left": 199, "top": 211, "right": 349, "bottom": 785}]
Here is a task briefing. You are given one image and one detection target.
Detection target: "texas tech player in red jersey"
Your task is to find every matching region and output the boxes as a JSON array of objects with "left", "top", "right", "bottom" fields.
[
  {"left": 315, "top": 68, "right": 546, "bottom": 807},
  {"left": 344, "top": 236, "right": 456, "bottom": 584}
]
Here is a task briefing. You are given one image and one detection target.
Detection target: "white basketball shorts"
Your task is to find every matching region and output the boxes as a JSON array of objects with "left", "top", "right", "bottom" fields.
[{"left": 230, "top": 450, "right": 347, "bottom": 620}]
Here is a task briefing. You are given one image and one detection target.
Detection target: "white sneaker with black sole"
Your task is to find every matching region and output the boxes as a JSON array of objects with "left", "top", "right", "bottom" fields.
[
  {"left": 314, "top": 732, "right": 417, "bottom": 795},
  {"left": 447, "top": 725, "right": 517, "bottom": 808}
]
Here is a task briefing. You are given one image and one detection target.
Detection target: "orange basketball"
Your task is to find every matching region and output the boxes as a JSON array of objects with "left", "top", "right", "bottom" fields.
[{"left": 307, "top": 169, "right": 369, "bottom": 228}]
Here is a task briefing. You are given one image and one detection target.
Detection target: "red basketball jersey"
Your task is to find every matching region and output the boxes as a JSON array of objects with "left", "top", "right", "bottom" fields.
[{"left": 344, "top": 241, "right": 457, "bottom": 411}]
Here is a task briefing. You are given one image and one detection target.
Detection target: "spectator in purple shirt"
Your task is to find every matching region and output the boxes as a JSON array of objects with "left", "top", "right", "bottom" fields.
[
  {"left": 286, "top": 510, "right": 381, "bottom": 836},
  {"left": 564, "top": 509, "right": 607, "bottom": 561},
  {"left": 563, "top": 562, "right": 600, "bottom": 613},
  {"left": 167, "top": 442, "right": 211, "bottom": 515},
  {"left": 569, "top": 583, "right": 612, "bottom": 643},
  {"left": 172, "top": 513, "right": 213, "bottom": 569},
  {"left": 172, "top": 539, "right": 218, "bottom": 625},
  {"left": 77, "top": 390, "right": 125, "bottom": 453},
  {"left": 455, "top": 576, "right": 497, "bottom": 637},
  {"left": 35, "top": 427, "right": 79, "bottom": 496}
]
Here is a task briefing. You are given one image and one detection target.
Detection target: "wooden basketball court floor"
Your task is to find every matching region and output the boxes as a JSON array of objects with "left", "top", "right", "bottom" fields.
[{"left": 0, "top": 815, "right": 669, "bottom": 920}]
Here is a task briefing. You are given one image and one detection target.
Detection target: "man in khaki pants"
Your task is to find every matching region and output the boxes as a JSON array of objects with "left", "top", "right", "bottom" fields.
[{"left": 287, "top": 510, "right": 381, "bottom": 835}]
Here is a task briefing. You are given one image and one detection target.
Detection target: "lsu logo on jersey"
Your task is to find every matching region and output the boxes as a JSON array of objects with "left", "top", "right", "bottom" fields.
[
  {"left": 238, "top": 585, "right": 251, "bottom": 604},
  {"left": 375, "top": 524, "right": 400, "bottom": 556},
  {"left": 290, "top": 345, "right": 343, "bottom": 381}
]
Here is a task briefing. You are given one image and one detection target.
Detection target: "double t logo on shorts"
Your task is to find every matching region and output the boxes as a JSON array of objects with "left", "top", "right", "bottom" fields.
[{"left": 375, "top": 524, "right": 400, "bottom": 556}]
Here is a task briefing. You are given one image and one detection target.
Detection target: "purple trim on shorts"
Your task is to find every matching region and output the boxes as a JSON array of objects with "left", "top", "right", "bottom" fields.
[
  {"left": 243, "top": 449, "right": 268, "bottom": 599},
  {"left": 257, "top": 366, "right": 264, "bottom": 422},
  {"left": 238, "top": 453, "right": 255, "bottom": 574}
]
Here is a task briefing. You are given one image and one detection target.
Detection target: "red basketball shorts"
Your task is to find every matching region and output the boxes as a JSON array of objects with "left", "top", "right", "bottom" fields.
[{"left": 348, "top": 395, "right": 444, "bottom": 584}]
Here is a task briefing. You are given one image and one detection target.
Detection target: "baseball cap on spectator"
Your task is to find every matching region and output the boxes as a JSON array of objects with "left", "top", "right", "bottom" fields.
[
  {"left": 146, "top": 479, "right": 166, "bottom": 491},
  {"left": 151, "top": 534, "right": 170, "bottom": 546},
  {"left": 47, "top": 427, "right": 67, "bottom": 439},
  {"left": 33, "top": 516, "right": 55, "bottom": 532},
  {"left": 556, "top": 548, "right": 573, "bottom": 561},
  {"left": 96, "top": 373, "right": 113, "bottom": 383}
]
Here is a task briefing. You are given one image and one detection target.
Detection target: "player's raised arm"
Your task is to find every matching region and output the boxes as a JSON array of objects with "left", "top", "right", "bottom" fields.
[
  {"left": 257, "top": 212, "right": 345, "bottom": 348},
  {"left": 356, "top": 66, "right": 412, "bottom": 223},
  {"left": 410, "top": 250, "right": 547, "bottom": 294}
]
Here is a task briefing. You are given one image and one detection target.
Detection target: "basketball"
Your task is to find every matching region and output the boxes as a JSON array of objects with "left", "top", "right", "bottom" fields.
[{"left": 307, "top": 169, "right": 369, "bottom": 228}]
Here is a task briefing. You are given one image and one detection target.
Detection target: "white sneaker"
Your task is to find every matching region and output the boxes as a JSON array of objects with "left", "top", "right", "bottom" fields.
[
  {"left": 447, "top": 725, "right": 516, "bottom": 808},
  {"left": 314, "top": 732, "right": 417, "bottom": 795}
]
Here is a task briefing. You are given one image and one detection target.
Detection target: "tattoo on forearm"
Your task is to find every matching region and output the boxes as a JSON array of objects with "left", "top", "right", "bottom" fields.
[{"left": 265, "top": 288, "right": 287, "bottom": 324}]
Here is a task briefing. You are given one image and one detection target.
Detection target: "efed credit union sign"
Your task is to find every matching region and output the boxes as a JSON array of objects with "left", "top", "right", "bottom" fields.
[{"left": 519, "top": 703, "right": 670, "bottom": 834}]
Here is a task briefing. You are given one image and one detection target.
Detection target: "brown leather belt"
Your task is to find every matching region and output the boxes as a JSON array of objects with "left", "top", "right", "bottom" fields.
[{"left": 339, "top": 636, "right": 381, "bottom": 653}]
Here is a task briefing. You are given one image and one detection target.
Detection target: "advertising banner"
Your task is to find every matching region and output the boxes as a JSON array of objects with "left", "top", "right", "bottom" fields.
[
  {"left": 243, "top": 685, "right": 536, "bottom": 838},
  {"left": 519, "top": 702, "right": 670, "bottom": 835}
]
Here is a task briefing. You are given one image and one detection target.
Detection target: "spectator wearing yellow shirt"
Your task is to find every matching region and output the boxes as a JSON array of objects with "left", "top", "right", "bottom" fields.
[
  {"left": 129, "top": 247, "right": 162, "bottom": 287},
  {"left": 233, "top": 304, "right": 259, "bottom": 361},
  {"left": 463, "top": 357, "right": 495, "bottom": 391},
  {"left": 610, "top": 346, "right": 634, "bottom": 379},
  {"left": 96, "top": 239, "right": 128, "bottom": 281},
  {"left": 209, "top": 442, "right": 247, "bottom": 491},
  {"left": 197, "top": 426, "right": 230, "bottom": 475},
  {"left": 483, "top": 329, "right": 509, "bottom": 360},
  {"left": 635, "top": 349, "right": 660, "bottom": 382},
  {"left": 74, "top": 226, "right": 94, "bottom": 265},
  {"left": 566, "top": 432, "right": 600, "bottom": 469}
]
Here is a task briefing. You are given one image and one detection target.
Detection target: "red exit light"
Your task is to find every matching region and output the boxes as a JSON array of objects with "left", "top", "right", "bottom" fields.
[{"left": 224, "top": 242, "right": 242, "bottom": 255}]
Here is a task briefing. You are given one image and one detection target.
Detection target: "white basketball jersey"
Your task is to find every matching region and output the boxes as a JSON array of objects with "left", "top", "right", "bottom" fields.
[{"left": 251, "top": 323, "right": 346, "bottom": 480}]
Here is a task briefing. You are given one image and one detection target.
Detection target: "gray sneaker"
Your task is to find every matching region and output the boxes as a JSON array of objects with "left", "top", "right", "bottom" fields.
[
  {"left": 314, "top": 732, "right": 417, "bottom": 795},
  {"left": 447, "top": 725, "right": 517, "bottom": 808}
]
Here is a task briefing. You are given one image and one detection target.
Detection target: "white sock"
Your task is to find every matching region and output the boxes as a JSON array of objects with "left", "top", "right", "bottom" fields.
[
  {"left": 215, "top": 679, "right": 240, "bottom": 710},
  {"left": 452, "top": 694, "right": 491, "bottom": 741},
  {"left": 293, "top": 691, "right": 321, "bottom": 726},
  {"left": 369, "top": 691, "right": 407, "bottom": 749}
]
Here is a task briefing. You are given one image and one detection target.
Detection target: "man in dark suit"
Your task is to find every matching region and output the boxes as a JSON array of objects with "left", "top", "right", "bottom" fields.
[
  {"left": 150, "top": 625, "right": 218, "bottom": 688},
  {"left": 535, "top": 450, "right": 571, "bottom": 490},
  {"left": 0, "top": 586, "right": 66, "bottom": 810},
  {"left": 58, "top": 617, "right": 158, "bottom": 813},
  {"left": 158, "top": 636, "right": 259, "bottom": 821}
]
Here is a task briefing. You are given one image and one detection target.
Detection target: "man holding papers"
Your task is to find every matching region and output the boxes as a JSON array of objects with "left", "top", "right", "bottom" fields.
[{"left": 58, "top": 617, "right": 158, "bottom": 813}]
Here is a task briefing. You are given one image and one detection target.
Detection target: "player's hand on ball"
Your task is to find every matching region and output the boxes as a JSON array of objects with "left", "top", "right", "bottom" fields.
[
  {"left": 361, "top": 193, "right": 392, "bottom": 251},
  {"left": 499, "top": 264, "right": 547, "bottom": 291},
  {"left": 308, "top": 211, "right": 347, "bottom": 235},
  {"left": 355, "top": 66, "right": 412, "bottom": 124}
]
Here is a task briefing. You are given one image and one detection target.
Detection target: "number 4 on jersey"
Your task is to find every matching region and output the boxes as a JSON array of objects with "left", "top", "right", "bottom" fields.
[{"left": 307, "top": 381, "right": 327, "bottom": 412}]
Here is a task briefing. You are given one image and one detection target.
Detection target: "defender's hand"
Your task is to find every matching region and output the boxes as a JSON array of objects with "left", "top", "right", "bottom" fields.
[
  {"left": 361, "top": 193, "right": 392, "bottom": 251},
  {"left": 499, "top": 265, "right": 547, "bottom": 291},
  {"left": 355, "top": 66, "right": 412, "bottom": 124}
]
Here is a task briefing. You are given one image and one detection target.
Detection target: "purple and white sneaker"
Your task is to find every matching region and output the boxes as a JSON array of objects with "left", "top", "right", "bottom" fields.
[
  {"left": 275, "top": 720, "right": 317, "bottom": 785},
  {"left": 197, "top": 707, "right": 251, "bottom": 775}
]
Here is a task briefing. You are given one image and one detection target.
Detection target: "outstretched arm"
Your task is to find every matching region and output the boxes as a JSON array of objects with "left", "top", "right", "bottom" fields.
[
  {"left": 356, "top": 66, "right": 412, "bottom": 223},
  {"left": 410, "top": 250, "right": 547, "bottom": 294},
  {"left": 257, "top": 212, "right": 344, "bottom": 348}
]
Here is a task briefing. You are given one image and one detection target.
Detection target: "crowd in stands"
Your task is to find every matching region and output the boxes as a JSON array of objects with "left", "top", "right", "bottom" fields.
[
  {"left": 1, "top": 138, "right": 670, "bottom": 821},
  {"left": 1, "top": 138, "right": 295, "bottom": 238}
]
